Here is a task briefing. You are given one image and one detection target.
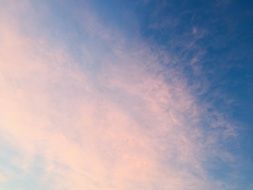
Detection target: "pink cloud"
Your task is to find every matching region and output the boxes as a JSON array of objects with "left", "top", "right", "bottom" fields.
[{"left": 0, "top": 1, "right": 236, "bottom": 190}]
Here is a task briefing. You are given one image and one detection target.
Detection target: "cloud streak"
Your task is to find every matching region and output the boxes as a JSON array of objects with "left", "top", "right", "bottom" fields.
[{"left": 0, "top": 1, "right": 237, "bottom": 189}]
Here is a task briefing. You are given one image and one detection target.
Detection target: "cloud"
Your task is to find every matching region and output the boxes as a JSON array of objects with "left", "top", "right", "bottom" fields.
[
  {"left": 0, "top": 1, "right": 237, "bottom": 190},
  {"left": 0, "top": 171, "right": 7, "bottom": 183}
]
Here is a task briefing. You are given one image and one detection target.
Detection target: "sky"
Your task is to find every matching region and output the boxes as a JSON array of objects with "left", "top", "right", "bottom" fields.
[{"left": 0, "top": 0, "right": 252, "bottom": 190}]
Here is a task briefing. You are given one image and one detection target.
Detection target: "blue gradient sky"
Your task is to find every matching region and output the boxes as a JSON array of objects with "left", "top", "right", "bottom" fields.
[{"left": 0, "top": 0, "right": 252, "bottom": 189}]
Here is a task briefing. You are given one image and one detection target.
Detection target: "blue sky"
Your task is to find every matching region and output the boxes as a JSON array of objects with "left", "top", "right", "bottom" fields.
[
  {"left": 0, "top": 0, "right": 252, "bottom": 189},
  {"left": 90, "top": 0, "right": 253, "bottom": 183}
]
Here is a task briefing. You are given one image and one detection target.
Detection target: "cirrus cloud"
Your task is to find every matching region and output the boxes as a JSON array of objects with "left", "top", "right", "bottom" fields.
[{"left": 0, "top": 1, "right": 237, "bottom": 190}]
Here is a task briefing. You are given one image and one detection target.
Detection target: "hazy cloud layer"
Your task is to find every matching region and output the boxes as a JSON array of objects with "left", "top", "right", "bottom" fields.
[{"left": 0, "top": 1, "right": 237, "bottom": 190}]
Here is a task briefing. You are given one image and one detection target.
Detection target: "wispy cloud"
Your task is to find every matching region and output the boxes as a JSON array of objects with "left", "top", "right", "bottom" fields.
[{"left": 0, "top": 1, "right": 237, "bottom": 189}]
